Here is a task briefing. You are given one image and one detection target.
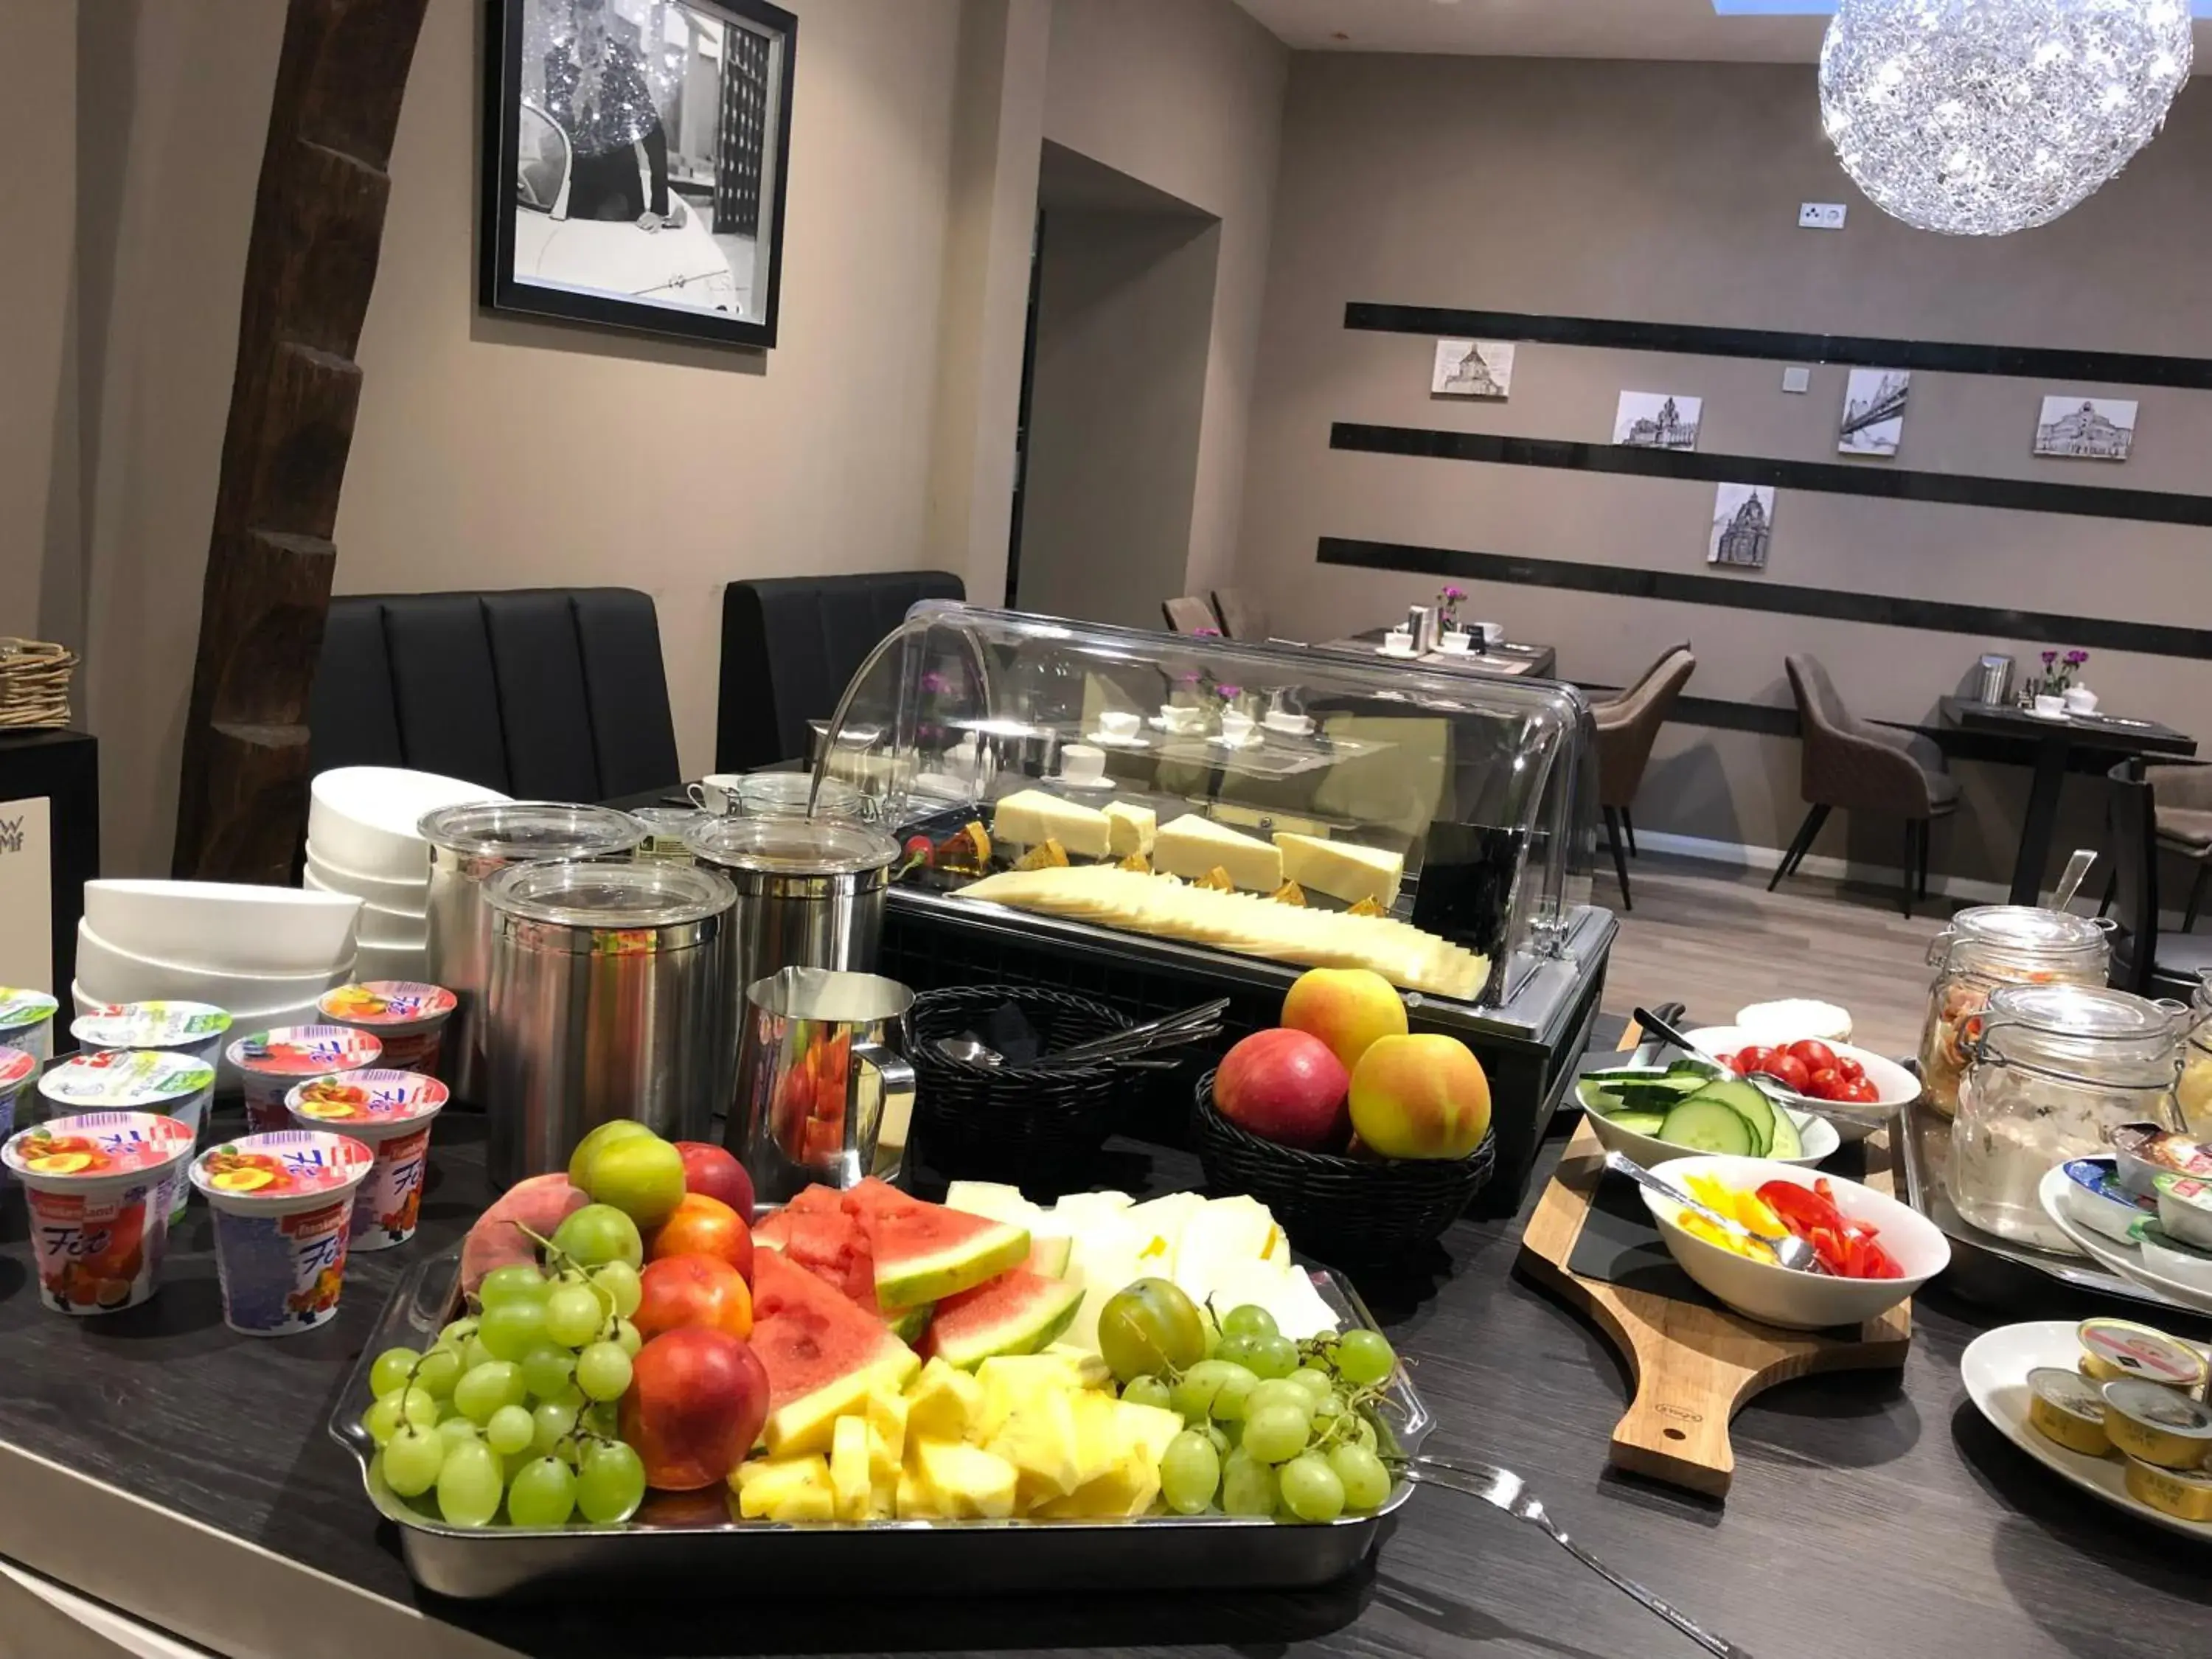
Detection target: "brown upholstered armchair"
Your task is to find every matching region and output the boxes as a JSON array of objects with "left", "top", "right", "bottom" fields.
[
  {"left": 1772, "top": 655, "right": 1958, "bottom": 918},
  {"left": 1211, "top": 588, "right": 1265, "bottom": 641},
  {"left": 1590, "top": 643, "right": 1696, "bottom": 909},
  {"left": 2144, "top": 762, "right": 2212, "bottom": 931}
]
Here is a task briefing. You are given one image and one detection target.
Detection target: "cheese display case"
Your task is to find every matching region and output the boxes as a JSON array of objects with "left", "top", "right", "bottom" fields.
[{"left": 813, "top": 603, "right": 1614, "bottom": 1208}]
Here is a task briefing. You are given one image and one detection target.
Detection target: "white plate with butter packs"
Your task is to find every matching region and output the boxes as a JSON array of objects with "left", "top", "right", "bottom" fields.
[{"left": 1962, "top": 1319, "right": 2212, "bottom": 1542}]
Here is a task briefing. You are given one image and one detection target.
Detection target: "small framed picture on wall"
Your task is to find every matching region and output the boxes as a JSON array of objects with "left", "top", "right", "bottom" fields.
[{"left": 481, "top": 0, "right": 797, "bottom": 350}]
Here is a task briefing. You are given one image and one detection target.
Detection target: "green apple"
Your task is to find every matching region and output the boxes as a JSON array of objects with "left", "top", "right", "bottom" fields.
[
  {"left": 585, "top": 1135, "right": 687, "bottom": 1229},
  {"left": 566, "top": 1119, "right": 658, "bottom": 1192}
]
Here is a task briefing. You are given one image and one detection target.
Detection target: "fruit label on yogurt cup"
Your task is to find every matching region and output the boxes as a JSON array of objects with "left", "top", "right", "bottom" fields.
[
  {"left": 355, "top": 1124, "right": 433, "bottom": 1249},
  {"left": 209, "top": 1197, "right": 352, "bottom": 1334},
  {"left": 318, "top": 982, "right": 457, "bottom": 1027},
  {"left": 22, "top": 1182, "right": 167, "bottom": 1313},
  {"left": 0, "top": 988, "right": 59, "bottom": 1056},
  {"left": 4, "top": 1113, "right": 195, "bottom": 1180},
  {"left": 229, "top": 1026, "right": 383, "bottom": 1077},
  {"left": 196, "top": 1135, "right": 372, "bottom": 1200},
  {"left": 74, "top": 1001, "right": 233, "bottom": 1049},
  {"left": 36, "top": 1050, "right": 217, "bottom": 1112},
  {"left": 289, "top": 1070, "right": 448, "bottom": 1129}
]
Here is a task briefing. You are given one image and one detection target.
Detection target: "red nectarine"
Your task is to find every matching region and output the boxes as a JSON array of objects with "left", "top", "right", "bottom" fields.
[
  {"left": 635, "top": 1252, "right": 754, "bottom": 1342},
  {"left": 621, "top": 1327, "right": 769, "bottom": 1490}
]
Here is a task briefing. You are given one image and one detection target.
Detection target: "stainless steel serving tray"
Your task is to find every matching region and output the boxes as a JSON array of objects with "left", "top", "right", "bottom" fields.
[
  {"left": 330, "top": 1247, "right": 1427, "bottom": 1600},
  {"left": 1896, "top": 1098, "right": 2191, "bottom": 1315}
]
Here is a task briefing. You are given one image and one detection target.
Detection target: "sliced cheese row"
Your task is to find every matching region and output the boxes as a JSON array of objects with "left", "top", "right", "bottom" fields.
[
  {"left": 954, "top": 863, "right": 1486, "bottom": 1001},
  {"left": 991, "top": 792, "right": 1404, "bottom": 906}
]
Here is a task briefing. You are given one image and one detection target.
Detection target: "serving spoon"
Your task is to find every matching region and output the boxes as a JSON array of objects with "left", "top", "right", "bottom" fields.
[
  {"left": 1632, "top": 1005, "right": 1893, "bottom": 1131},
  {"left": 1601, "top": 1151, "right": 1826, "bottom": 1275}
]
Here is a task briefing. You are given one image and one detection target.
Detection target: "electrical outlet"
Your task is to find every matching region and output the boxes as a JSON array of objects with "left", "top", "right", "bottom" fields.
[
  {"left": 1799, "top": 202, "right": 1848, "bottom": 231},
  {"left": 1782, "top": 366, "right": 1812, "bottom": 394}
]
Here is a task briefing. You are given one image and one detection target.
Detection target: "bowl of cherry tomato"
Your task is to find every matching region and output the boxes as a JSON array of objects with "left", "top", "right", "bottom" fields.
[
  {"left": 1684, "top": 1027, "right": 1920, "bottom": 1143},
  {"left": 1641, "top": 1155, "right": 1951, "bottom": 1329}
]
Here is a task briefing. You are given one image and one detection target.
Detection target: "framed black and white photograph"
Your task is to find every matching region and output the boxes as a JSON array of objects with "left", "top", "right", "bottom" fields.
[
  {"left": 2034, "top": 395, "right": 2138, "bottom": 462},
  {"left": 1431, "top": 339, "right": 1514, "bottom": 398},
  {"left": 1838, "top": 368, "right": 1909, "bottom": 456},
  {"left": 1613, "top": 391, "right": 1702, "bottom": 451},
  {"left": 481, "top": 0, "right": 796, "bottom": 350},
  {"left": 1708, "top": 483, "right": 1775, "bottom": 570}
]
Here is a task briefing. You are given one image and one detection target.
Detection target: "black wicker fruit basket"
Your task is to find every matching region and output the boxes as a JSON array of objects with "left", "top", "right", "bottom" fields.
[
  {"left": 1192, "top": 1068, "right": 1495, "bottom": 1261},
  {"left": 905, "top": 984, "right": 1136, "bottom": 1195}
]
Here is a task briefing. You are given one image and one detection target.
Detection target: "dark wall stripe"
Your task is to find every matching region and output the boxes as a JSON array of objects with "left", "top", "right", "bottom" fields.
[
  {"left": 1332, "top": 422, "right": 2212, "bottom": 529},
  {"left": 1346, "top": 303, "right": 2212, "bottom": 392},
  {"left": 1317, "top": 537, "right": 2212, "bottom": 664}
]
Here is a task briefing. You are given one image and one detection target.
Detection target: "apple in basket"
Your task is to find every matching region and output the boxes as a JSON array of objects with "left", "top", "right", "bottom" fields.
[
  {"left": 1214, "top": 1029, "right": 1351, "bottom": 1151},
  {"left": 1349, "top": 1034, "right": 1492, "bottom": 1161}
]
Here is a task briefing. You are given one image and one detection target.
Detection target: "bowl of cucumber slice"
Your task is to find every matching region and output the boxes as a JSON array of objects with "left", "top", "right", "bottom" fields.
[{"left": 1576, "top": 1060, "right": 1840, "bottom": 1169}]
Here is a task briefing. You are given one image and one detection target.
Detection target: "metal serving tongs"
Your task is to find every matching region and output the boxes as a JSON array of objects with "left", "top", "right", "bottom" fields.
[
  {"left": 1632, "top": 1006, "right": 1893, "bottom": 1133},
  {"left": 1404, "top": 1455, "right": 1756, "bottom": 1657},
  {"left": 932, "top": 998, "right": 1229, "bottom": 1071}
]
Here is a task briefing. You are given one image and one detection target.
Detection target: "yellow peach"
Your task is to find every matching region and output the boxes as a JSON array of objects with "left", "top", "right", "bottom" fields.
[
  {"left": 1281, "top": 968, "right": 1408, "bottom": 1074},
  {"left": 1348, "top": 1034, "right": 1491, "bottom": 1160}
]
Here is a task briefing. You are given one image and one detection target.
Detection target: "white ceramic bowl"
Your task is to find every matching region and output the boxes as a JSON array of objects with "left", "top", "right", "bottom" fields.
[
  {"left": 304, "top": 845, "right": 429, "bottom": 908},
  {"left": 76, "top": 921, "right": 352, "bottom": 1009},
  {"left": 1640, "top": 1154, "right": 1950, "bottom": 1329},
  {"left": 1576, "top": 1073, "right": 1839, "bottom": 1169},
  {"left": 82, "top": 880, "right": 361, "bottom": 975},
  {"left": 355, "top": 939, "right": 430, "bottom": 983},
  {"left": 307, "top": 768, "right": 507, "bottom": 880},
  {"left": 301, "top": 868, "right": 426, "bottom": 928},
  {"left": 1683, "top": 1026, "right": 1918, "bottom": 1144}
]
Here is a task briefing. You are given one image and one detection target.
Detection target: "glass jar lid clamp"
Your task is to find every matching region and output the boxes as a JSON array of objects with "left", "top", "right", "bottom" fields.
[{"left": 1968, "top": 981, "right": 2187, "bottom": 1091}]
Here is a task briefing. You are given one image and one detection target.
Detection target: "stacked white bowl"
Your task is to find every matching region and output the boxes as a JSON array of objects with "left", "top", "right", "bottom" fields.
[
  {"left": 302, "top": 768, "right": 509, "bottom": 981},
  {"left": 74, "top": 881, "right": 365, "bottom": 1034}
]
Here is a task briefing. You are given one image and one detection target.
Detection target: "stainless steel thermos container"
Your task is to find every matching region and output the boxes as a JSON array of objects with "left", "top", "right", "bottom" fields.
[
  {"left": 681, "top": 813, "right": 902, "bottom": 1119},
  {"left": 481, "top": 858, "right": 735, "bottom": 1189},
  {"left": 420, "top": 802, "right": 644, "bottom": 1105}
]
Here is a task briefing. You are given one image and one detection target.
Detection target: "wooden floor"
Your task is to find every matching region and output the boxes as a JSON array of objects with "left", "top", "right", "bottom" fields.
[{"left": 1599, "top": 852, "right": 1947, "bottom": 1060}]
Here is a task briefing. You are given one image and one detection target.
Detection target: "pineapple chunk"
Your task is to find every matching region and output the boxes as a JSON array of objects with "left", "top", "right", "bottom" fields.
[
  {"left": 987, "top": 1387, "right": 1085, "bottom": 1507},
  {"left": 913, "top": 1439, "right": 1018, "bottom": 1519},
  {"left": 869, "top": 1476, "right": 897, "bottom": 1520},
  {"left": 905, "top": 1357, "right": 984, "bottom": 1442},
  {"left": 975, "top": 1353, "right": 1084, "bottom": 1442},
  {"left": 865, "top": 1380, "right": 909, "bottom": 1472},
  {"left": 894, "top": 1465, "right": 939, "bottom": 1519},
  {"left": 1040, "top": 1397, "right": 1182, "bottom": 1518},
  {"left": 734, "top": 1453, "right": 835, "bottom": 1523},
  {"left": 1113, "top": 1399, "right": 1186, "bottom": 1467},
  {"left": 830, "top": 1416, "right": 875, "bottom": 1523}
]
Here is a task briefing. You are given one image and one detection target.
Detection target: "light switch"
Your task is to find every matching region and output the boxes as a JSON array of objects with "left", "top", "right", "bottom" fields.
[{"left": 1782, "top": 366, "right": 1812, "bottom": 394}]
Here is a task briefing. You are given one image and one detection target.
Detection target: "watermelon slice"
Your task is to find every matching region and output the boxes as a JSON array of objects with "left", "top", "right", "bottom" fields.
[
  {"left": 1025, "top": 1231, "right": 1072, "bottom": 1279},
  {"left": 885, "top": 1303, "right": 933, "bottom": 1344},
  {"left": 921, "top": 1267, "right": 1084, "bottom": 1370},
  {"left": 841, "top": 1178, "right": 1031, "bottom": 1310},
  {"left": 750, "top": 1249, "right": 919, "bottom": 1455}
]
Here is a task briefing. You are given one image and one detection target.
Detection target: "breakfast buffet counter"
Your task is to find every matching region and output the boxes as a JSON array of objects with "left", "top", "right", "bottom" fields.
[{"left": 4, "top": 1091, "right": 2208, "bottom": 1659}]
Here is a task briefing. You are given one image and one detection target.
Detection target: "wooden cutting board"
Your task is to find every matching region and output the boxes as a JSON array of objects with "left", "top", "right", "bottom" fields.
[{"left": 1514, "top": 1037, "right": 1912, "bottom": 1498}]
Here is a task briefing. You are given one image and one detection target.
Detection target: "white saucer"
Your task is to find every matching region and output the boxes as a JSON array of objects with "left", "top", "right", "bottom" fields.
[
  {"left": 1052, "top": 772, "right": 1116, "bottom": 790},
  {"left": 2038, "top": 1164, "right": 2212, "bottom": 1314},
  {"left": 1375, "top": 647, "right": 1419, "bottom": 661},
  {"left": 1085, "top": 731, "right": 1149, "bottom": 749},
  {"left": 2022, "top": 706, "right": 2074, "bottom": 722}
]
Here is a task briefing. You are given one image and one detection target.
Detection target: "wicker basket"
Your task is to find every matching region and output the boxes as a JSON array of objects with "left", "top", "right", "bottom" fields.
[
  {"left": 906, "top": 984, "right": 1134, "bottom": 1194},
  {"left": 0, "top": 639, "right": 74, "bottom": 729},
  {"left": 1192, "top": 1068, "right": 1495, "bottom": 1261}
]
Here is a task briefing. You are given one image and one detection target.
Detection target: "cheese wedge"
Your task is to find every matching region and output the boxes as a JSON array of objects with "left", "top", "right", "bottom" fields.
[
  {"left": 1274, "top": 833, "right": 1405, "bottom": 909},
  {"left": 1155, "top": 815, "right": 1281, "bottom": 891},
  {"left": 992, "top": 789, "right": 1111, "bottom": 859},
  {"left": 1105, "top": 801, "right": 1155, "bottom": 858}
]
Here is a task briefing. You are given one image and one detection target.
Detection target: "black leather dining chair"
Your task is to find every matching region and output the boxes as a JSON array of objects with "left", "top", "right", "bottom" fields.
[
  {"left": 716, "top": 571, "right": 965, "bottom": 773},
  {"left": 2106, "top": 758, "right": 2212, "bottom": 999},
  {"left": 307, "top": 588, "right": 682, "bottom": 800}
]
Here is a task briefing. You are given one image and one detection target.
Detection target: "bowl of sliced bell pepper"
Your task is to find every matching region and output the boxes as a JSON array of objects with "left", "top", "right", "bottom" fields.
[{"left": 1639, "top": 1155, "right": 1951, "bottom": 1330}]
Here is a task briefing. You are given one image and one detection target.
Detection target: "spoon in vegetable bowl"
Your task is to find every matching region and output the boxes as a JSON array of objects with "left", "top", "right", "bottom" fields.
[
  {"left": 1601, "top": 1152, "right": 1829, "bottom": 1276},
  {"left": 1632, "top": 1005, "right": 1894, "bottom": 1133}
]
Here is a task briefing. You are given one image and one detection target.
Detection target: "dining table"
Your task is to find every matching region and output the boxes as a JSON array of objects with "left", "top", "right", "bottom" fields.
[
  {"left": 3, "top": 1022, "right": 2209, "bottom": 1659},
  {"left": 1318, "top": 630, "right": 1558, "bottom": 679},
  {"left": 1930, "top": 697, "right": 2199, "bottom": 906}
]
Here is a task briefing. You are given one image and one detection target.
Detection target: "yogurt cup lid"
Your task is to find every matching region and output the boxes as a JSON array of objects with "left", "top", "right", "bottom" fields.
[
  {"left": 2062, "top": 1158, "right": 2157, "bottom": 1214},
  {"left": 4, "top": 1111, "right": 195, "bottom": 1182},
  {"left": 72, "top": 1000, "right": 234, "bottom": 1049},
  {"left": 316, "top": 981, "right": 459, "bottom": 1028},
  {"left": 287, "top": 1068, "right": 449, "bottom": 1128},
  {"left": 2079, "top": 1317, "right": 2210, "bottom": 1388},
  {"left": 189, "top": 1130, "right": 374, "bottom": 1202},
  {"left": 37, "top": 1049, "right": 217, "bottom": 1108},
  {"left": 0, "top": 1048, "right": 33, "bottom": 1092},
  {"left": 0, "top": 987, "right": 59, "bottom": 1029},
  {"left": 226, "top": 1026, "right": 382, "bottom": 1077}
]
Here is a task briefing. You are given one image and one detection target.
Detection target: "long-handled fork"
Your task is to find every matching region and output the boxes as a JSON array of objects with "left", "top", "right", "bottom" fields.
[{"left": 1405, "top": 1455, "right": 1755, "bottom": 1658}]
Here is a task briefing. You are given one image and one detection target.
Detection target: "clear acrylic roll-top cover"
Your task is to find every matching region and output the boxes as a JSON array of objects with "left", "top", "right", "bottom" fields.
[{"left": 813, "top": 604, "right": 1599, "bottom": 1009}]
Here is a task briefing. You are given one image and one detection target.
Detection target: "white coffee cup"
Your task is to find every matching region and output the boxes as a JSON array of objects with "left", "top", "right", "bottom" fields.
[
  {"left": 1470, "top": 622, "right": 1502, "bottom": 650},
  {"left": 1220, "top": 711, "right": 1257, "bottom": 745},
  {"left": 1383, "top": 629, "right": 1416, "bottom": 657},
  {"left": 2064, "top": 686, "right": 2098, "bottom": 714},
  {"left": 1098, "top": 710, "right": 1141, "bottom": 739},
  {"left": 1160, "top": 704, "right": 1206, "bottom": 734},
  {"left": 2033, "top": 694, "right": 2065, "bottom": 717},
  {"left": 1264, "top": 711, "right": 1315, "bottom": 737},
  {"left": 1438, "top": 632, "right": 1472, "bottom": 655},
  {"left": 686, "top": 773, "right": 746, "bottom": 814},
  {"left": 1058, "top": 743, "right": 1107, "bottom": 784}
]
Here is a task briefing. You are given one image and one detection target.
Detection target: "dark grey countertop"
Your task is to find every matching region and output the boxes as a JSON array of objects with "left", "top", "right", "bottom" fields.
[{"left": 2, "top": 1096, "right": 2210, "bottom": 1659}]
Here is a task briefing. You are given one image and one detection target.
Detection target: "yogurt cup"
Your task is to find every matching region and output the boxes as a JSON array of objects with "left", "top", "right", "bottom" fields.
[
  {"left": 0, "top": 1047, "right": 35, "bottom": 1184},
  {"left": 71, "top": 1001, "right": 233, "bottom": 1069},
  {"left": 189, "top": 1130, "right": 374, "bottom": 1336},
  {"left": 36, "top": 1050, "right": 218, "bottom": 1221},
  {"left": 2, "top": 1111, "right": 194, "bottom": 1314},
  {"left": 285, "top": 1068, "right": 448, "bottom": 1250},
  {"left": 227, "top": 1026, "right": 382, "bottom": 1135},
  {"left": 313, "top": 983, "right": 457, "bottom": 1077},
  {"left": 0, "top": 987, "right": 60, "bottom": 1063}
]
